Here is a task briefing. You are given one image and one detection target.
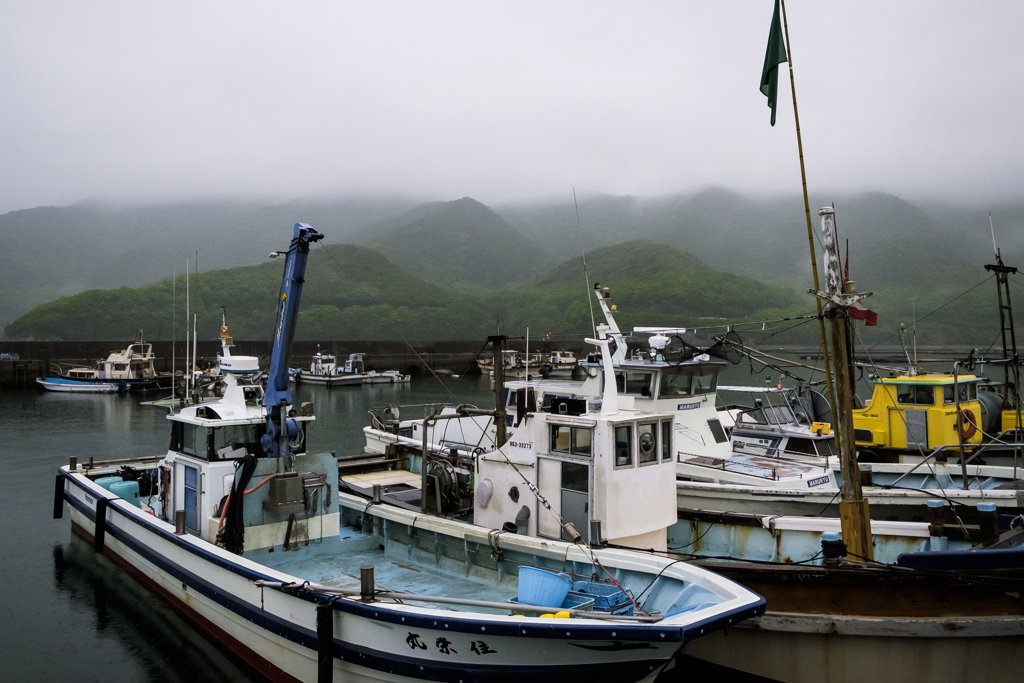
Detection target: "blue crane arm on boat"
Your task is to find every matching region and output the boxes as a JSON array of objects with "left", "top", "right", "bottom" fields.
[{"left": 261, "top": 222, "right": 324, "bottom": 459}]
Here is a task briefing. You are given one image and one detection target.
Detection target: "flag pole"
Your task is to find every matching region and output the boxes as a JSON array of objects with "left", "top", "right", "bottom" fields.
[{"left": 779, "top": 0, "right": 838, "bottom": 421}]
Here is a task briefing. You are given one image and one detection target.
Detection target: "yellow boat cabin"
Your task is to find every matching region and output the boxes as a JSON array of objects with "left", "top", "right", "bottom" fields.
[{"left": 853, "top": 374, "right": 984, "bottom": 454}]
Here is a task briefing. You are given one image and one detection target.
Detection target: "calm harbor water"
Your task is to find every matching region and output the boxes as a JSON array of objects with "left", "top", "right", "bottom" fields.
[
  {"left": 0, "top": 353, "right": 955, "bottom": 682},
  {"left": 0, "top": 374, "right": 495, "bottom": 683}
]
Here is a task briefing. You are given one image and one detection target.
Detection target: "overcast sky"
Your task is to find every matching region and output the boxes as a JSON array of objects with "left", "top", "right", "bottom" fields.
[{"left": 1, "top": 1, "right": 1021, "bottom": 213}]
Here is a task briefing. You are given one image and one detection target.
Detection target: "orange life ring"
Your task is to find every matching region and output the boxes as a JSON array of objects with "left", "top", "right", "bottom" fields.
[{"left": 957, "top": 408, "right": 978, "bottom": 440}]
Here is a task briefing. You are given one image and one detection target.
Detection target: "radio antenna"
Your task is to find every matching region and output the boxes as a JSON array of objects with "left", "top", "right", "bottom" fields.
[
  {"left": 990, "top": 212, "right": 999, "bottom": 259},
  {"left": 573, "top": 186, "right": 597, "bottom": 337}
]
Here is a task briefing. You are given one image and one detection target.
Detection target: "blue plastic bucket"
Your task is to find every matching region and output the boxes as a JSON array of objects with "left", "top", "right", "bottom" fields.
[
  {"left": 517, "top": 567, "right": 572, "bottom": 608},
  {"left": 110, "top": 480, "right": 141, "bottom": 508},
  {"left": 94, "top": 476, "right": 122, "bottom": 492}
]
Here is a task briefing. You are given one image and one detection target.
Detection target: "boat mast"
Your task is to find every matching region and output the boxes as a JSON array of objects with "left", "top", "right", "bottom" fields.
[
  {"left": 984, "top": 214, "right": 1022, "bottom": 476},
  {"left": 779, "top": 0, "right": 838, "bottom": 421},
  {"left": 812, "top": 207, "right": 873, "bottom": 561}
]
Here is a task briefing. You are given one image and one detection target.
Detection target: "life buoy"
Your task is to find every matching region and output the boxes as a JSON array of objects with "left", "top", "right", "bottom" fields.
[{"left": 957, "top": 408, "right": 978, "bottom": 440}]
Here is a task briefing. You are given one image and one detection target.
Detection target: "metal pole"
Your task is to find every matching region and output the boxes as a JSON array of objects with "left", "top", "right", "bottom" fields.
[
  {"left": 780, "top": 0, "right": 838, "bottom": 422},
  {"left": 490, "top": 335, "right": 508, "bottom": 448}
]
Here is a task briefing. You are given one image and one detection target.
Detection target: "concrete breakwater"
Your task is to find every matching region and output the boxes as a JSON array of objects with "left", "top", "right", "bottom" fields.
[{"left": 1, "top": 339, "right": 591, "bottom": 389}]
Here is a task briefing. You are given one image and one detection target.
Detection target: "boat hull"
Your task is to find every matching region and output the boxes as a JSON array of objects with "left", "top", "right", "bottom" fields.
[
  {"left": 61, "top": 473, "right": 737, "bottom": 683},
  {"left": 37, "top": 378, "right": 119, "bottom": 393},
  {"left": 294, "top": 373, "right": 366, "bottom": 387}
]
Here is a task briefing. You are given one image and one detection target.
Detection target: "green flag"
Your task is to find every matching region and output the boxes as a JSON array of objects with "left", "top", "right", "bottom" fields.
[{"left": 760, "top": 0, "right": 788, "bottom": 126}]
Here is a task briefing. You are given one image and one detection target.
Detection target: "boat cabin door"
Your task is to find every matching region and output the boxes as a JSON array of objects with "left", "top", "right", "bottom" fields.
[
  {"left": 892, "top": 408, "right": 928, "bottom": 450},
  {"left": 559, "top": 461, "right": 590, "bottom": 542}
]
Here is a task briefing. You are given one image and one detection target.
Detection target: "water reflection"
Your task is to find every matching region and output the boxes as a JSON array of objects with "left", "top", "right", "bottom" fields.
[{"left": 52, "top": 538, "right": 251, "bottom": 683}]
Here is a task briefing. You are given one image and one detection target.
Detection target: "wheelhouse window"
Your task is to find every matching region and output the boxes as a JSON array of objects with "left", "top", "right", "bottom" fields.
[
  {"left": 942, "top": 383, "right": 977, "bottom": 405},
  {"left": 897, "top": 385, "right": 934, "bottom": 406},
  {"left": 661, "top": 420, "right": 673, "bottom": 461},
  {"left": 550, "top": 425, "right": 593, "bottom": 457},
  {"left": 615, "top": 371, "right": 654, "bottom": 397},
  {"left": 211, "top": 424, "right": 260, "bottom": 459},
  {"left": 660, "top": 369, "right": 693, "bottom": 397},
  {"left": 691, "top": 373, "right": 717, "bottom": 395},
  {"left": 614, "top": 425, "right": 633, "bottom": 468},
  {"left": 638, "top": 423, "right": 658, "bottom": 465}
]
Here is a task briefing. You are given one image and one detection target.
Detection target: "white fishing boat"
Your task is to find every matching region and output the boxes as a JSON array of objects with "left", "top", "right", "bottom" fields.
[
  {"left": 36, "top": 377, "right": 119, "bottom": 393},
  {"left": 54, "top": 223, "right": 765, "bottom": 683},
  {"left": 293, "top": 350, "right": 367, "bottom": 387}
]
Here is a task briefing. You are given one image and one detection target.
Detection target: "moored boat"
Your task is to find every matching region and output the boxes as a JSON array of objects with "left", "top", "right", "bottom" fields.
[
  {"left": 54, "top": 223, "right": 766, "bottom": 683},
  {"left": 36, "top": 377, "right": 119, "bottom": 393}
]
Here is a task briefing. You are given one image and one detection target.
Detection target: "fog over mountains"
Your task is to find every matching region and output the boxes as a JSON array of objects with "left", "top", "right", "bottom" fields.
[{"left": 3, "top": 189, "right": 1023, "bottom": 345}]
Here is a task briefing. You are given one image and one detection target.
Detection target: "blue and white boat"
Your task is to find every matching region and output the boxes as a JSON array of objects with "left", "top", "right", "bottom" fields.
[
  {"left": 36, "top": 377, "right": 119, "bottom": 393},
  {"left": 55, "top": 223, "right": 765, "bottom": 683}
]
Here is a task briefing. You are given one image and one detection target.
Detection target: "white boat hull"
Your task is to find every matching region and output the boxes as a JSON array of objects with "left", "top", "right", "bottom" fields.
[
  {"left": 294, "top": 372, "right": 366, "bottom": 387},
  {"left": 37, "top": 378, "right": 119, "bottom": 393},
  {"left": 61, "top": 472, "right": 761, "bottom": 683}
]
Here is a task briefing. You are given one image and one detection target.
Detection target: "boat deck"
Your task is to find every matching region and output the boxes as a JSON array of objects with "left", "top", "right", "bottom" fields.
[{"left": 258, "top": 534, "right": 515, "bottom": 614}]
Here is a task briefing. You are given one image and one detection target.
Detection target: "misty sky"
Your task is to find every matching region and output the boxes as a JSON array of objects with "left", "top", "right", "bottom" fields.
[{"left": 1, "top": 1, "right": 1021, "bottom": 213}]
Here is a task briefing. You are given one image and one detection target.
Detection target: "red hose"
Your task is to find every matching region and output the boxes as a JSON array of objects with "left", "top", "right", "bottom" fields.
[{"left": 245, "top": 474, "right": 277, "bottom": 495}]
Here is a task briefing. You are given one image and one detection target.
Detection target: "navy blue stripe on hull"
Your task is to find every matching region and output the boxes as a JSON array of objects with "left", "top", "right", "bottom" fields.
[{"left": 65, "top": 487, "right": 676, "bottom": 682}]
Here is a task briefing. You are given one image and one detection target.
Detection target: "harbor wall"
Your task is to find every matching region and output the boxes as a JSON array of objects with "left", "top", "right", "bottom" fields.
[{"left": 0, "top": 339, "right": 594, "bottom": 389}]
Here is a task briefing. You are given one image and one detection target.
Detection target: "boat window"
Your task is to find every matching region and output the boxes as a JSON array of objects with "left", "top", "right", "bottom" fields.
[
  {"left": 814, "top": 438, "right": 835, "bottom": 457},
  {"left": 660, "top": 369, "right": 693, "bottom": 397},
  {"left": 707, "top": 418, "right": 729, "bottom": 444},
  {"left": 942, "top": 383, "right": 977, "bottom": 405},
  {"left": 661, "top": 420, "right": 673, "bottom": 461},
  {"left": 561, "top": 461, "right": 589, "bottom": 493},
  {"left": 638, "top": 423, "right": 658, "bottom": 464},
  {"left": 550, "top": 425, "right": 593, "bottom": 457},
  {"left": 212, "top": 424, "right": 260, "bottom": 458},
  {"left": 786, "top": 438, "right": 817, "bottom": 456},
  {"left": 897, "top": 385, "right": 934, "bottom": 405},
  {"left": 614, "top": 425, "right": 633, "bottom": 468},
  {"left": 615, "top": 371, "right": 654, "bottom": 397},
  {"left": 114, "top": 363, "right": 128, "bottom": 371},
  {"left": 691, "top": 373, "right": 718, "bottom": 395},
  {"left": 738, "top": 407, "right": 768, "bottom": 424},
  {"left": 181, "top": 424, "right": 206, "bottom": 458},
  {"left": 763, "top": 404, "right": 796, "bottom": 425}
]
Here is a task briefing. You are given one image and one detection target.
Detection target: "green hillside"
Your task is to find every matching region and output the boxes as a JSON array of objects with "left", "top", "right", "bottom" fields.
[
  {"left": 358, "top": 197, "right": 557, "bottom": 289},
  {"left": 2, "top": 240, "right": 808, "bottom": 343}
]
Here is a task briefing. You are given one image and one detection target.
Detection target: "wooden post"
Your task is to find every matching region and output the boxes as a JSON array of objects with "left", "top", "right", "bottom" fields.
[{"left": 830, "top": 309, "right": 873, "bottom": 560}]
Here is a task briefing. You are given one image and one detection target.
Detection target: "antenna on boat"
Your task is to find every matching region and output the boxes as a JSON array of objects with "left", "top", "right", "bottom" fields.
[
  {"left": 990, "top": 212, "right": 999, "bottom": 259},
  {"left": 573, "top": 187, "right": 597, "bottom": 337}
]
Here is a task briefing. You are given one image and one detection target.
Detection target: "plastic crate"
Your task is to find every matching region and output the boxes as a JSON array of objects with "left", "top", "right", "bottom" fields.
[
  {"left": 508, "top": 593, "right": 595, "bottom": 614},
  {"left": 569, "top": 581, "right": 634, "bottom": 615}
]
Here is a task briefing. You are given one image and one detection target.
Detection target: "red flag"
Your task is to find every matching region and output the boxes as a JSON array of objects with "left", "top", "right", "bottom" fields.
[{"left": 850, "top": 303, "right": 877, "bottom": 326}]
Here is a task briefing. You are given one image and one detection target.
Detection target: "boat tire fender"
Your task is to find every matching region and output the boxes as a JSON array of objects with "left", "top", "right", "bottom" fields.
[
  {"left": 53, "top": 473, "right": 65, "bottom": 519},
  {"left": 94, "top": 497, "right": 109, "bottom": 553},
  {"left": 316, "top": 599, "right": 334, "bottom": 683},
  {"left": 958, "top": 408, "right": 979, "bottom": 440}
]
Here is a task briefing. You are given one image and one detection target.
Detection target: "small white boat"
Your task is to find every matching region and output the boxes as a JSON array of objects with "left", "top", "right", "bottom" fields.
[
  {"left": 36, "top": 377, "right": 119, "bottom": 393},
  {"left": 363, "top": 369, "right": 411, "bottom": 384}
]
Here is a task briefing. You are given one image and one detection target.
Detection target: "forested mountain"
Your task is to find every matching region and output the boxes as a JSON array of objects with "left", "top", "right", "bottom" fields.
[
  {"left": 356, "top": 197, "right": 557, "bottom": 289},
  {"left": 0, "top": 197, "right": 418, "bottom": 328},
  {"left": 3, "top": 189, "right": 1022, "bottom": 345},
  {"left": 2, "top": 241, "right": 806, "bottom": 342}
]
